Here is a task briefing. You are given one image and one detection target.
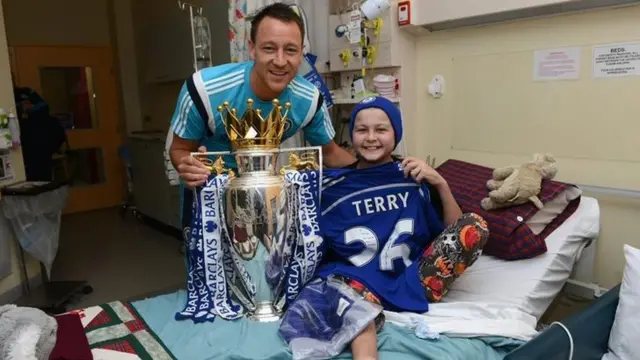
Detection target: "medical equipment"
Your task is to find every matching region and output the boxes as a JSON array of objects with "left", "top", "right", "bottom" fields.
[
  {"left": 334, "top": 0, "right": 391, "bottom": 75},
  {"left": 360, "top": 0, "right": 391, "bottom": 20},
  {"left": 177, "top": 1, "right": 212, "bottom": 71},
  {"left": 551, "top": 321, "right": 574, "bottom": 360}
]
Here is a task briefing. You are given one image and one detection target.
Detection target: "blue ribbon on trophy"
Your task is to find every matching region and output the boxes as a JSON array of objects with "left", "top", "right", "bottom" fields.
[
  {"left": 282, "top": 169, "right": 323, "bottom": 306},
  {"left": 176, "top": 184, "right": 214, "bottom": 322},
  {"left": 202, "top": 175, "right": 246, "bottom": 320},
  {"left": 176, "top": 97, "right": 324, "bottom": 323},
  {"left": 177, "top": 174, "right": 244, "bottom": 322}
]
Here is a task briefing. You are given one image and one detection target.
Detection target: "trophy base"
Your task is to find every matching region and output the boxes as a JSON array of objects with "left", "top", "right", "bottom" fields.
[{"left": 248, "top": 301, "right": 282, "bottom": 322}]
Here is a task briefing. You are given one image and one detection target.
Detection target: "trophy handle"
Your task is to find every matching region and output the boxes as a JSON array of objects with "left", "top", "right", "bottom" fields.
[
  {"left": 191, "top": 151, "right": 236, "bottom": 177},
  {"left": 278, "top": 153, "right": 319, "bottom": 176},
  {"left": 276, "top": 146, "right": 323, "bottom": 200},
  {"left": 276, "top": 146, "right": 322, "bottom": 167}
]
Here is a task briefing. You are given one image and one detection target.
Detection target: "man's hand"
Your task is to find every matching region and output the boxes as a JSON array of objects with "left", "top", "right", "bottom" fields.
[
  {"left": 177, "top": 146, "right": 210, "bottom": 188},
  {"left": 401, "top": 156, "right": 447, "bottom": 188}
]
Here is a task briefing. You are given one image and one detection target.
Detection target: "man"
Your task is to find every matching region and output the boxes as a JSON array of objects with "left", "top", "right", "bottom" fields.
[{"left": 168, "top": 3, "right": 355, "bottom": 189}]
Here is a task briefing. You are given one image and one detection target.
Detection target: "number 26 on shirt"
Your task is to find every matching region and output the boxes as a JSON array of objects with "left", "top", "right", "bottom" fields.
[{"left": 344, "top": 218, "right": 415, "bottom": 271}]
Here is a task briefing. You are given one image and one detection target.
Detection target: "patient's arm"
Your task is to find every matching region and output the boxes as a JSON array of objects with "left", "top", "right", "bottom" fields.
[
  {"left": 351, "top": 321, "right": 378, "bottom": 360},
  {"left": 436, "top": 182, "right": 462, "bottom": 226}
]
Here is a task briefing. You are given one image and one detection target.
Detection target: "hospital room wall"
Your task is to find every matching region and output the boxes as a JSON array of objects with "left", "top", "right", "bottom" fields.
[
  {"left": 406, "top": 4, "right": 640, "bottom": 289},
  {"left": 0, "top": 0, "right": 36, "bottom": 298}
]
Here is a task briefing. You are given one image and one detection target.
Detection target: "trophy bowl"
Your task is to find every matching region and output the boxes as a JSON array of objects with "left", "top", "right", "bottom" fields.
[{"left": 224, "top": 149, "right": 287, "bottom": 321}]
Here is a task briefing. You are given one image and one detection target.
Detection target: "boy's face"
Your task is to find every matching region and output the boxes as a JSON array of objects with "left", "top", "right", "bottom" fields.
[
  {"left": 352, "top": 108, "right": 395, "bottom": 166},
  {"left": 249, "top": 17, "right": 303, "bottom": 98}
]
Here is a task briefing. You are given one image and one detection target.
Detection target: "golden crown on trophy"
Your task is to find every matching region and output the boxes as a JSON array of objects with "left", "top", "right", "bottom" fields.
[{"left": 217, "top": 98, "right": 291, "bottom": 151}]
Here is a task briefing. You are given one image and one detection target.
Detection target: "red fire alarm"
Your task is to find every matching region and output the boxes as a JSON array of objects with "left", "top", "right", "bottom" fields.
[{"left": 398, "top": 1, "right": 410, "bottom": 26}]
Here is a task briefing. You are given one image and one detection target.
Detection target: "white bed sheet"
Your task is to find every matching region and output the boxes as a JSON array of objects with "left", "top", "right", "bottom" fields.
[{"left": 441, "top": 196, "right": 601, "bottom": 321}]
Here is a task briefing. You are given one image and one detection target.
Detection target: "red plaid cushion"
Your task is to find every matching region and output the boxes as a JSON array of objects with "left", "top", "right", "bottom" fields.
[{"left": 436, "top": 159, "right": 580, "bottom": 260}]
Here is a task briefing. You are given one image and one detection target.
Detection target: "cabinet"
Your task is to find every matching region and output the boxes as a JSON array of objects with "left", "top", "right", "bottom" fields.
[
  {"left": 134, "top": 0, "right": 231, "bottom": 84},
  {"left": 129, "top": 133, "right": 181, "bottom": 229},
  {"left": 419, "top": 0, "right": 577, "bottom": 24},
  {"left": 408, "top": 0, "right": 621, "bottom": 29}
]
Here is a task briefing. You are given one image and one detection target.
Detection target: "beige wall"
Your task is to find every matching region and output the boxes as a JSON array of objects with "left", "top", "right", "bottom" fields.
[
  {"left": 0, "top": 0, "right": 37, "bottom": 296},
  {"left": 131, "top": 0, "right": 182, "bottom": 132},
  {"left": 408, "top": 5, "right": 640, "bottom": 288},
  {"left": 2, "top": 0, "right": 110, "bottom": 46}
]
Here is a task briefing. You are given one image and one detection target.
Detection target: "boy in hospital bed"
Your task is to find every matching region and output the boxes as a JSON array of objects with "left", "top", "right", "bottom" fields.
[{"left": 278, "top": 96, "right": 490, "bottom": 360}]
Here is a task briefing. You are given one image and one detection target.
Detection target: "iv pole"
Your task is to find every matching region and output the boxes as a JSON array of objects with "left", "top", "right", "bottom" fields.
[{"left": 178, "top": 1, "right": 211, "bottom": 71}]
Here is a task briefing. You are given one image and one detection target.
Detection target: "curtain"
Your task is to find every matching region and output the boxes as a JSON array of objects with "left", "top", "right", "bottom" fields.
[{"left": 228, "top": 0, "right": 249, "bottom": 63}]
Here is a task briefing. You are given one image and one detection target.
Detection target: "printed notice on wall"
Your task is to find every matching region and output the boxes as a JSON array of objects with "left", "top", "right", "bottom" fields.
[
  {"left": 533, "top": 47, "right": 581, "bottom": 81},
  {"left": 0, "top": 153, "right": 14, "bottom": 182},
  {"left": 593, "top": 43, "right": 640, "bottom": 78}
]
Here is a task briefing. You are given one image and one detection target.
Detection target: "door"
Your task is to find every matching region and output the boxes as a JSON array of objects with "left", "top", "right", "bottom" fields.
[{"left": 12, "top": 45, "right": 125, "bottom": 214}]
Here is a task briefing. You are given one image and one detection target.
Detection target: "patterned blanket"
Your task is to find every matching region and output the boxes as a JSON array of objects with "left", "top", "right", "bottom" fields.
[{"left": 66, "top": 301, "right": 175, "bottom": 359}]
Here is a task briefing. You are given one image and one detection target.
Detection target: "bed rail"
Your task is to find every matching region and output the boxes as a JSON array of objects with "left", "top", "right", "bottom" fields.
[{"left": 577, "top": 184, "right": 640, "bottom": 199}]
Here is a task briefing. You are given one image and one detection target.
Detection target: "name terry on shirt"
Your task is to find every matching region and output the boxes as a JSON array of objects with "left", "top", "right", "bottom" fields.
[{"left": 351, "top": 192, "right": 409, "bottom": 216}]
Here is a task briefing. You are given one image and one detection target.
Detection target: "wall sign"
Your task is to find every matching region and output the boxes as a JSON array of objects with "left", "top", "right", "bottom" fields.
[
  {"left": 593, "top": 43, "right": 640, "bottom": 78},
  {"left": 533, "top": 47, "right": 581, "bottom": 81}
]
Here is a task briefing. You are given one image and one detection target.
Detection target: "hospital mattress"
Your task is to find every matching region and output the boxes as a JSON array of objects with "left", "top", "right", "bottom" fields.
[
  {"left": 442, "top": 196, "right": 601, "bottom": 320},
  {"left": 129, "top": 291, "right": 523, "bottom": 360}
]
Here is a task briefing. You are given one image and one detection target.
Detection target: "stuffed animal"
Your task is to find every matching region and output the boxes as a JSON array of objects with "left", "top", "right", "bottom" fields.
[
  {"left": 0, "top": 304, "right": 57, "bottom": 360},
  {"left": 480, "top": 153, "right": 558, "bottom": 211}
]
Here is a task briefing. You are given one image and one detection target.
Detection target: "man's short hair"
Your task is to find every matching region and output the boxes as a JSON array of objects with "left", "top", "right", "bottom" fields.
[{"left": 250, "top": 3, "right": 305, "bottom": 44}]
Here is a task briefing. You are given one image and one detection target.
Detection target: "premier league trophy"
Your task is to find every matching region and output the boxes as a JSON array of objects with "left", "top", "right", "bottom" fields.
[{"left": 190, "top": 98, "right": 323, "bottom": 323}]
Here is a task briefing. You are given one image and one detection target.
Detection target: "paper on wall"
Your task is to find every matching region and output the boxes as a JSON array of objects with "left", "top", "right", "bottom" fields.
[
  {"left": 593, "top": 42, "right": 640, "bottom": 78},
  {"left": 533, "top": 47, "right": 581, "bottom": 81},
  {"left": 0, "top": 152, "right": 14, "bottom": 182}
]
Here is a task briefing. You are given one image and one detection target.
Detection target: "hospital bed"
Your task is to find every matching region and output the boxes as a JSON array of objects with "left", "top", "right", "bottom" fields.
[{"left": 51, "top": 193, "right": 601, "bottom": 359}]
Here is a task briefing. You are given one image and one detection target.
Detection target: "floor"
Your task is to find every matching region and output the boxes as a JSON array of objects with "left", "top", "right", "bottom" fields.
[
  {"left": 540, "top": 290, "right": 594, "bottom": 327},
  {"left": 50, "top": 207, "right": 591, "bottom": 323},
  {"left": 51, "top": 208, "right": 186, "bottom": 309}
]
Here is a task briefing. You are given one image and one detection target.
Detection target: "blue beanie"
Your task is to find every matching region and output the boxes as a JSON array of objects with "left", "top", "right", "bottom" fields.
[{"left": 349, "top": 96, "right": 403, "bottom": 149}]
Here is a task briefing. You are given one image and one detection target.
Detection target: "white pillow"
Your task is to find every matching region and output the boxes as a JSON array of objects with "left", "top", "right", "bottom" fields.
[
  {"left": 602, "top": 244, "right": 640, "bottom": 360},
  {"left": 526, "top": 186, "right": 582, "bottom": 235}
]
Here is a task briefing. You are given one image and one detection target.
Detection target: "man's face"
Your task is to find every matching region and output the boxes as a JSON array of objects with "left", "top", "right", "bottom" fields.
[{"left": 249, "top": 17, "right": 303, "bottom": 97}]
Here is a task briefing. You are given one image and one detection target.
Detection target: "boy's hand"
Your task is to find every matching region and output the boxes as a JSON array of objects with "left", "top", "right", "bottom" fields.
[{"left": 401, "top": 156, "right": 448, "bottom": 188}]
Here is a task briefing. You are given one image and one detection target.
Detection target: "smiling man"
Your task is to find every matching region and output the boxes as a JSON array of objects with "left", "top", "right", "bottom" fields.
[{"left": 168, "top": 2, "right": 355, "bottom": 189}]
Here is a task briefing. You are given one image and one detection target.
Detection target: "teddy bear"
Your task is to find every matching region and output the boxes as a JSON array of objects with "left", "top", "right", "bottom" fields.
[
  {"left": 480, "top": 153, "right": 558, "bottom": 211},
  {"left": 0, "top": 304, "right": 58, "bottom": 360}
]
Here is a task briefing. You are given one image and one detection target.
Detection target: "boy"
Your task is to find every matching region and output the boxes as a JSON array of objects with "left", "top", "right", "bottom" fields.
[{"left": 279, "top": 97, "right": 489, "bottom": 360}]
